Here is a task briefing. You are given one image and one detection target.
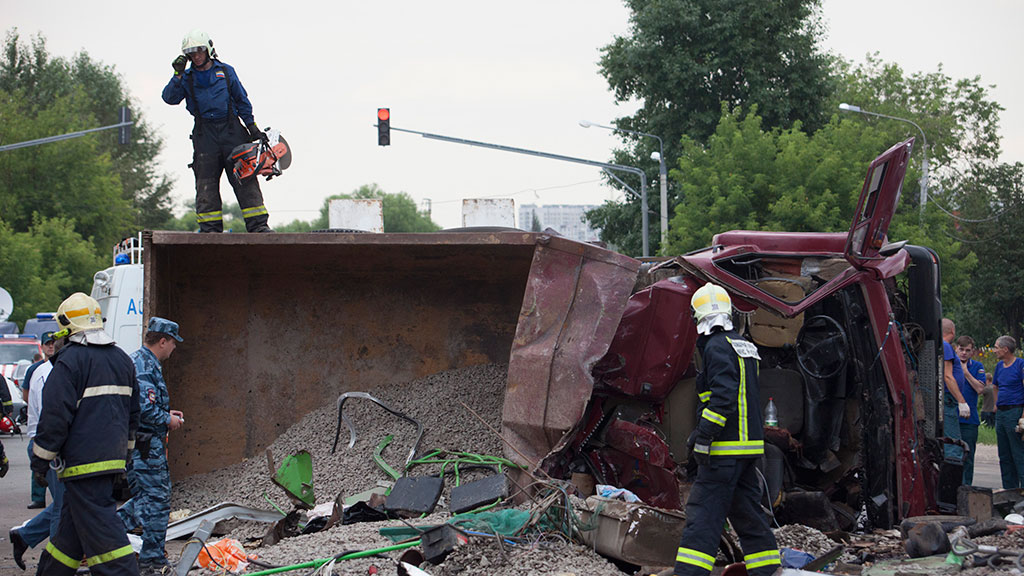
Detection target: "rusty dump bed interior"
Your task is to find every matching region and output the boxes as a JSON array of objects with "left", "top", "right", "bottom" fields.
[
  {"left": 144, "top": 231, "right": 639, "bottom": 479},
  {"left": 146, "top": 231, "right": 539, "bottom": 477}
]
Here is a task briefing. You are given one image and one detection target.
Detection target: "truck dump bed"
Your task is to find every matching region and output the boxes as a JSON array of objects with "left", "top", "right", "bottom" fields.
[{"left": 143, "top": 231, "right": 639, "bottom": 478}]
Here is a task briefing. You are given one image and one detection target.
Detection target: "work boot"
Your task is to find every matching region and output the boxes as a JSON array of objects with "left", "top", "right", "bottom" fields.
[
  {"left": 26, "top": 501, "right": 45, "bottom": 509},
  {"left": 249, "top": 224, "right": 273, "bottom": 233},
  {"left": 139, "top": 562, "right": 174, "bottom": 576},
  {"left": 10, "top": 528, "right": 27, "bottom": 570}
]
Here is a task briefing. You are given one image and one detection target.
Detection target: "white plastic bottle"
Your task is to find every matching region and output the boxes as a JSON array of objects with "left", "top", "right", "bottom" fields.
[{"left": 765, "top": 397, "right": 779, "bottom": 427}]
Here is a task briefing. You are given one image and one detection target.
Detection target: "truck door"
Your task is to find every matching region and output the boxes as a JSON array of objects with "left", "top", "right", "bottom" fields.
[{"left": 845, "top": 137, "right": 914, "bottom": 270}]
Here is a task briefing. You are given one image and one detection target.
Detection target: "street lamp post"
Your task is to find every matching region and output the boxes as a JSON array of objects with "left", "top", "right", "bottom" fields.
[
  {"left": 839, "top": 103, "right": 928, "bottom": 217},
  {"left": 580, "top": 120, "right": 667, "bottom": 254}
]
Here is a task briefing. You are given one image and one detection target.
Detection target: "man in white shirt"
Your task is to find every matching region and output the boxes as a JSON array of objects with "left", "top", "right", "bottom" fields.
[{"left": 9, "top": 347, "right": 61, "bottom": 571}]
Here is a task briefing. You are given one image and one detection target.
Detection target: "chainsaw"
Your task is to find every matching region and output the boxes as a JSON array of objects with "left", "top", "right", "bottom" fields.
[{"left": 230, "top": 127, "right": 292, "bottom": 182}]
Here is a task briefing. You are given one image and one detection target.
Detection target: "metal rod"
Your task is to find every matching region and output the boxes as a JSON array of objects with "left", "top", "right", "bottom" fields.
[
  {"left": 0, "top": 121, "right": 133, "bottom": 152},
  {"left": 387, "top": 125, "right": 650, "bottom": 256}
]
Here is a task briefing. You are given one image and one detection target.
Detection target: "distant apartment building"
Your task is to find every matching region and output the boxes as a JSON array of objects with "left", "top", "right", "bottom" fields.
[{"left": 518, "top": 204, "right": 601, "bottom": 243}]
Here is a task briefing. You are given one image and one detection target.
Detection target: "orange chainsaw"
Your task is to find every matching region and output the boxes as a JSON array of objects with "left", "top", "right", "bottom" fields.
[{"left": 230, "top": 127, "right": 292, "bottom": 182}]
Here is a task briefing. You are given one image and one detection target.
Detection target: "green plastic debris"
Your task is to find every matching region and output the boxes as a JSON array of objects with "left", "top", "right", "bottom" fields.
[{"left": 268, "top": 449, "right": 315, "bottom": 509}]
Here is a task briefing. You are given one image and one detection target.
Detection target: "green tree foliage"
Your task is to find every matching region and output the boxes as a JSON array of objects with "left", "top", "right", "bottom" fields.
[
  {"left": 0, "top": 216, "right": 106, "bottom": 326},
  {"left": 0, "top": 30, "right": 174, "bottom": 240},
  {"left": 277, "top": 184, "right": 440, "bottom": 233},
  {"left": 666, "top": 105, "right": 976, "bottom": 305},
  {"left": 591, "top": 0, "right": 836, "bottom": 253},
  {"left": 947, "top": 163, "right": 1024, "bottom": 343}
]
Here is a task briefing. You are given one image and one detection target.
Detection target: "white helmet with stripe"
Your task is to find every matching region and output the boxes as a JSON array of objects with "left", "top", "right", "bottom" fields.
[{"left": 691, "top": 283, "right": 733, "bottom": 322}]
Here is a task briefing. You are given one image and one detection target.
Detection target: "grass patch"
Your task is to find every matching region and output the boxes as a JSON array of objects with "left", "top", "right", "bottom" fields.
[{"left": 978, "top": 424, "right": 997, "bottom": 445}]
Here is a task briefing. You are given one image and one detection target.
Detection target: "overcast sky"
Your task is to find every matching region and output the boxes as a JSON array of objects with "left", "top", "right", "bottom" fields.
[{"left": 6, "top": 1, "right": 1023, "bottom": 229}]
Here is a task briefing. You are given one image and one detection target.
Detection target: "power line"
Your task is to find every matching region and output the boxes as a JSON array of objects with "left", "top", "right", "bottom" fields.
[{"left": 928, "top": 196, "right": 1005, "bottom": 223}]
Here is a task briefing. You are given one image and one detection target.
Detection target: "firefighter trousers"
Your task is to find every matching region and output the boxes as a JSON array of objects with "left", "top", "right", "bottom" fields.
[
  {"left": 674, "top": 457, "right": 780, "bottom": 576},
  {"left": 36, "top": 474, "right": 138, "bottom": 576},
  {"left": 191, "top": 118, "right": 270, "bottom": 233}
]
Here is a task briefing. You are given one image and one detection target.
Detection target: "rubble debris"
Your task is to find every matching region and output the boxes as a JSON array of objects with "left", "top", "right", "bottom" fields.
[
  {"left": 427, "top": 538, "right": 625, "bottom": 576},
  {"left": 899, "top": 515, "right": 975, "bottom": 539},
  {"left": 776, "top": 492, "right": 840, "bottom": 532},
  {"left": 903, "top": 522, "right": 950, "bottom": 558},
  {"left": 575, "top": 494, "right": 687, "bottom": 566},
  {"left": 957, "top": 485, "right": 993, "bottom": 520},
  {"left": 267, "top": 449, "right": 315, "bottom": 509},
  {"left": 172, "top": 364, "right": 508, "bottom": 512},
  {"left": 420, "top": 525, "right": 469, "bottom": 563},
  {"left": 333, "top": 391, "right": 424, "bottom": 470},
  {"left": 449, "top": 472, "right": 508, "bottom": 514},
  {"left": 773, "top": 524, "right": 850, "bottom": 561},
  {"left": 386, "top": 476, "right": 445, "bottom": 517}
]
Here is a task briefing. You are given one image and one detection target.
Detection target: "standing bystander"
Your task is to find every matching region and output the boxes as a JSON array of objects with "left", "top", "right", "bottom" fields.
[
  {"left": 993, "top": 335, "right": 1024, "bottom": 489},
  {"left": 981, "top": 373, "right": 997, "bottom": 428},
  {"left": 21, "top": 332, "right": 55, "bottom": 510},
  {"left": 942, "top": 319, "right": 970, "bottom": 460},
  {"left": 956, "top": 336, "right": 986, "bottom": 485}
]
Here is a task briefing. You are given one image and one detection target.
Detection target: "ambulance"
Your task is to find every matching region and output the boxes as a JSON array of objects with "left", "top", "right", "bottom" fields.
[{"left": 90, "top": 234, "right": 144, "bottom": 353}]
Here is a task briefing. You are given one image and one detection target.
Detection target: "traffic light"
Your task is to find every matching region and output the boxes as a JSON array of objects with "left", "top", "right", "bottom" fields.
[{"left": 377, "top": 108, "right": 390, "bottom": 146}]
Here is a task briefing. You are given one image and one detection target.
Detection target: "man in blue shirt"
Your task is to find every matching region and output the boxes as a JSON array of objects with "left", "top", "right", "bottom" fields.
[
  {"left": 162, "top": 29, "right": 272, "bottom": 234},
  {"left": 993, "top": 335, "right": 1024, "bottom": 489},
  {"left": 956, "top": 336, "right": 986, "bottom": 485},
  {"left": 942, "top": 319, "right": 970, "bottom": 460}
]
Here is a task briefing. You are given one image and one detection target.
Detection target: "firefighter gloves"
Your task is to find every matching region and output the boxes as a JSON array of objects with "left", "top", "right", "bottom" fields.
[
  {"left": 172, "top": 55, "right": 188, "bottom": 75},
  {"left": 30, "top": 456, "right": 49, "bottom": 487},
  {"left": 0, "top": 454, "right": 7, "bottom": 478},
  {"left": 247, "top": 123, "right": 269, "bottom": 144}
]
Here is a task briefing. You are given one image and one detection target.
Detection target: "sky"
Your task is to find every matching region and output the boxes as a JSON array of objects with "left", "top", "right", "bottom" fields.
[{"left": 5, "top": 1, "right": 1023, "bottom": 230}]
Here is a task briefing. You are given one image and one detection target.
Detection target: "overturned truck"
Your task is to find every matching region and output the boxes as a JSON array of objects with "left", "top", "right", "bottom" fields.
[{"left": 147, "top": 137, "right": 948, "bottom": 531}]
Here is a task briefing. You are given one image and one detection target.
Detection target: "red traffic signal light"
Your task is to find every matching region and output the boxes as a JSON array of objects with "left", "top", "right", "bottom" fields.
[{"left": 377, "top": 108, "right": 390, "bottom": 146}]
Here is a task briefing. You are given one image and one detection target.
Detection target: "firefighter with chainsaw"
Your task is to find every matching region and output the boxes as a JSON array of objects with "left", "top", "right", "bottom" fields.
[
  {"left": 31, "top": 293, "right": 140, "bottom": 576},
  {"left": 162, "top": 29, "right": 272, "bottom": 233},
  {"left": 118, "top": 317, "right": 184, "bottom": 574},
  {"left": 673, "top": 283, "right": 781, "bottom": 576}
]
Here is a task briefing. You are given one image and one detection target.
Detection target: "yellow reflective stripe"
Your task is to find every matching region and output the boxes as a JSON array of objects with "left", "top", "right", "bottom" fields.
[
  {"left": 86, "top": 544, "right": 134, "bottom": 566},
  {"left": 128, "top": 439, "right": 135, "bottom": 450},
  {"left": 709, "top": 440, "right": 764, "bottom": 456},
  {"left": 676, "top": 547, "right": 714, "bottom": 571},
  {"left": 65, "top": 305, "right": 100, "bottom": 319},
  {"left": 698, "top": 391, "right": 711, "bottom": 402},
  {"left": 196, "top": 211, "right": 223, "bottom": 223},
  {"left": 45, "top": 541, "right": 82, "bottom": 569},
  {"left": 77, "top": 385, "right": 134, "bottom": 407},
  {"left": 58, "top": 459, "right": 125, "bottom": 479},
  {"left": 745, "top": 549, "right": 781, "bottom": 569},
  {"left": 691, "top": 291, "right": 730, "bottom": 310},
  {"left": 702, "top": 408, "right": 727, "bottom": 427},
  {"left": 1, "top": 400, "right": 11, "bottom": 406},
  {"left": 33, "top": 442, "right": 58, "bottom": 460},
  {"left": 737, "top": 346, "right": 748, "bottom": 441},
  {"left": 241, "top": 204, "right": 268, "bottom": 218}
]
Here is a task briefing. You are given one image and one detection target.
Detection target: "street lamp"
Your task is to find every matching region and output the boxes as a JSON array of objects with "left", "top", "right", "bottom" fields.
[
  {"left": 580, "top": 120, "right": 667, "bottom": 254},
  {"left": 839, "top": 103, "right": 928, "bottom": 217}
]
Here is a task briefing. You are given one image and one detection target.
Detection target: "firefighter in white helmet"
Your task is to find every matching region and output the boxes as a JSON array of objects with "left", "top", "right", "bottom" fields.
[
  {"left": 673, "top": 283, "right": 781, "bottom": 576},
  {"left": 163, "top": 29, "right": 272, "bottom": 233},
  {"left": 32, "top": 293, "right": 140, "bottom": 576}
]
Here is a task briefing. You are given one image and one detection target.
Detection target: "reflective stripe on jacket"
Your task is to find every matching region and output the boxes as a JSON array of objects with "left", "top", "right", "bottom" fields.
[
  {"left": 694, "top": 330, "right": 764, "bottom": 458},
  {"left": 33, "top": 342, "right": 139, "bottom": 480}
]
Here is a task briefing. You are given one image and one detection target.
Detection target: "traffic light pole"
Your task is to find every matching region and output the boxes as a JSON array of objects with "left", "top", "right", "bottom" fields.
[
  {"left": 0, "top": 106, "right": 133, "bottom": 153},
  {"left": 386, "top": 125, "right": 650, "bottom": 257}
]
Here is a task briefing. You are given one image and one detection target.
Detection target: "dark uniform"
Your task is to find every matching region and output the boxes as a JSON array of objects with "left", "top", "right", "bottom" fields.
[
  {"left": 118, "top": 346, "right": 173, "bottom": 568},
  {"left": 162, "top": 59, "right": 270, "bottom": 233},
  {"left": 0, "top": 379, "right": 9, "bottom": 477},
  {"left": 674, "top": 329, "right": 780, "bottom": 576},
  {"left": 32, "top": 342, "right": 140, "bottom": 576}
]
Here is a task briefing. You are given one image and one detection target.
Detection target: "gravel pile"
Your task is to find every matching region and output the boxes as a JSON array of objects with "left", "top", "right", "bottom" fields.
[
  {"left": 173, "top": 363, "right": 509, "bottom": 512},
  {"left": 428, "top": 538, "right": 626, "bottom": 576}
]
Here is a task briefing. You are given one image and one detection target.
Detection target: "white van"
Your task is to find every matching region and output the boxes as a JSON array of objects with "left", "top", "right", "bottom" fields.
[{"left": 90, "top": 236, "right": 144, "bottom": 354}]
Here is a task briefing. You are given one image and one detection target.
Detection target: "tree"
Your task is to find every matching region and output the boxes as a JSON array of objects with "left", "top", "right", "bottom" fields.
[
  {"left": 949, "top": 163, "right": 1024, "bottom": 343},
  {"left": 665, "top": 104, "right": 975, "bottom": 305},
  {"left": 0, "top": 30, "right": 175, "bottom": 237},
  {"left": 277, "top": 184, "right": 440, "bottom": 232},
  {"left": 592, "top": 0, "right": 836, "bottom": 253},
  {"left": 0, "top": 215, "right": 106, "bottom": 326}
]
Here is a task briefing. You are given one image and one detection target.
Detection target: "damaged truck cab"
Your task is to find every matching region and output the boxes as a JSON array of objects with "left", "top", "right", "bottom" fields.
[{"left": 504, "top": 138, "right": 951, "bottom": 529}]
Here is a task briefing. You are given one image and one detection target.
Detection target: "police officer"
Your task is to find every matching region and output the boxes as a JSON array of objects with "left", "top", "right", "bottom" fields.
[
  {"left": 31, "top": 293, "right": 140, "bottom": 576},
  {"left": 674, "top": 283, "right": 780, "bottom": 576},
  {"left": 118, "top": 317, "right": 184, "bottom": 574},
  {"left": 162, "top": 29, "right": 272, "bottom": 233}
]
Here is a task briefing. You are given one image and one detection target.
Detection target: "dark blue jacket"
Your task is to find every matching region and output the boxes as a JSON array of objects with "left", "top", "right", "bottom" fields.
[
  {"left": 33, "top": 343, "right": 140, "bottom": 480},
  {"left": 162, "top": 60, "right": 255, "bottom": 126},
  {"left": 693, "top": 329, "right": 765, "bottom": 459}
]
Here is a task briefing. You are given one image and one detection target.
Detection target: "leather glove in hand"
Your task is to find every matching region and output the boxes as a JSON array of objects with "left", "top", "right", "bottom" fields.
[
  {"left": 692, "top": 444, "right": 710, "bottom": 467},
  {"left": 958, "top": 402, "right": 971, "bottom": 420},
  {"left": 247, "top": 123, "right": 268, "bottom": 144},
  {"left": 30, "top": 456, "right": 49, "bottom": 488},
  {"left": 0, "top": 455, "right": 8, "bottom": 478},
  {"left": 172, "top": 55, "right": 188, "bottom": 75}
]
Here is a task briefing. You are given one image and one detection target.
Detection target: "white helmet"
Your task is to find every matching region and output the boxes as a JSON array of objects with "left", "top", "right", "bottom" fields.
[
  {"left": 55, "top": 292, "right": 104, "bottom": 337},
  {"left": 691, "top": 283, "right": 732, "bottom": 322},
  {"left": 182, "top": 29, "right": 215, "bottom": 57}
]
